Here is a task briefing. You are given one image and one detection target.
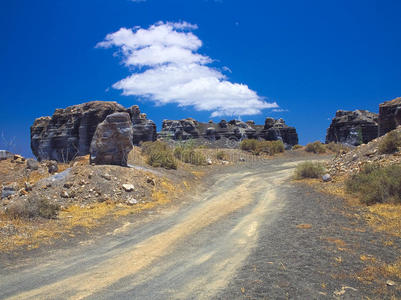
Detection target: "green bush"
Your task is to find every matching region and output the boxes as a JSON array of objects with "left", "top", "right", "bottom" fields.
[
  {"left": 6, "top": 197, "right": 60, "bottom": 219},
  {"left": 346, "top": 163, "right": 401, "bottom": 205},
  {"left": 294, "top": 161, "right": 325, "bottom": 179},
  {"left": 305, "top": 141, "right": 326, "bottom": 154},
  {"left": 378, "top": 130, "right": 401, "bottom": 154},
  {"left": 174, "top": 145, "right": 207, "bottom": 166},
  {"left": 141, "top": 141, "right": 177, "bottom": 169},
  {"left": 292, "top": 144, "right": 303, "bottom": 150},
  {"left": 216, "top": 151, "right": 228, "bottom": 160},
  {"left": 240, "top": 139, "right": 285, "bottom": 155}
]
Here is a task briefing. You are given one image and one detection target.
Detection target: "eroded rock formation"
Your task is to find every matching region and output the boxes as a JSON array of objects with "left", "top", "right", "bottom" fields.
[
  {"left": 31, "top": 101, "right": 156, "bottom": 162},
  {"left": 378, "top": 97, "right": 401, "bottom": 136},
  {"left": 158, "top": 117, "right": 299, "bottom": 146},
  {"left": 90, "top": 112, "right": 133, "bottom": 166},
  {"left": 326, "top": 110, "right": 378, "bottom": 146}
]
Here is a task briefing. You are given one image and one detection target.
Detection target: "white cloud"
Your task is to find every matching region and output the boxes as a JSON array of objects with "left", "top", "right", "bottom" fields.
[{"left": 98, "top": 21, "right": 278, "bottom": 117}]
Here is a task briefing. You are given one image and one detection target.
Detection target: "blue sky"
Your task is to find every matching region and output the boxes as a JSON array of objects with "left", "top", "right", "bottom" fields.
[{"left": 1, "top": 0, "right": 400, "bottom": 157}]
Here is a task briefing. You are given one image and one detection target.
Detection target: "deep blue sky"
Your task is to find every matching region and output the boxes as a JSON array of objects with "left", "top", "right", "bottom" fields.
[{"left": 1, "top": 0, "right": 400, "bottom": 157}]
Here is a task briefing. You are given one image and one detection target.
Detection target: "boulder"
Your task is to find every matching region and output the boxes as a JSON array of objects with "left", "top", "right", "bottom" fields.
[
  {"left": 1, "top": 183, "right": 18, "bottom": 199},
  {"left": 378, "top": 97, "right": 401, "bottom": 136},
  {"left": 26, "top": 158, "right": 39, "bottom": 170},
  {"left": 30, "top": 101, "right": 156, "bottom": 162},
  {"left": 326, "top": 110, "right": 378, "bottom": 146},
  {"left": 90, "top": 112, "right": 133, "bottom": 166},
  {"left": 0, "top": 150, "right": 13, "bottom": 160}
]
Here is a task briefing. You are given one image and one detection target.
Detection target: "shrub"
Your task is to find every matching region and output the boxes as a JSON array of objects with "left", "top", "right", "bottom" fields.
[
  {"left": 305, "top": 141, "right": 326, "bottom": 154},
  {"left": 174, "top": 145, "right": 207, "bottom": 166},
  {"left": 141, "top": 141, "right": 177, "bottom": 169},
  {"left": 346, "top": 163, "right": 401, "bottom": 205},
  {"left": 216, "top": 151, "right": 228, "bottom": 160},
  {"left": 326, "top": 142, "right": 350, "bottom": 154},
  {"left": 292, "top": 144, "right": 303, "bottom": 150},
  {"left": 241, "top": 139, "right": 285, "bottom": 155},
  {"left": 240, "top": 139, "right": 258, "bottom": 152},
  {"left": 6, "top": 197, "right": 60, "bottom": 219},
  {"left": 378, "top": 130, "right": 401, "bottom": 154},
  {"left": 294, "top": 161, "right": 325, "bottom": 179}
]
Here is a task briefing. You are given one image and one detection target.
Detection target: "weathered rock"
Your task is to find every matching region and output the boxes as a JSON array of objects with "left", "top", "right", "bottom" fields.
[
  {"left": 378, "top": 97, "right": 401, "bottom": 136},
  {"left": 26, "top": 158, "right": 39, "bottom": 170},
  {"left": 47, "top": 161, "right": 58, "bottom": 174},
  {"left": 122, "top": 184, "right": 135, "bottom": 192},
  {"left": 90, "top": 112, "right": 133, "bottom": 166},
  {"left": 158, "top": 117, "right": 298, "bottom": 146},
  {"left": 326, "top": 110, "right": 378, "bottom": 146},
  {"left": 1, "top": 183, "right": 18, "bottom": 199},
  {"left": 31, "top": 101, "right": 157, "bottom": 162},
  {"left": 128, "top": 105, "right": 157, "bottom": 145},
  {"left": 322, "top": 174, "right": 331, "bottom": 182},
  {"left": 0, "top": 150, "right": 13, "bottom": 160}
]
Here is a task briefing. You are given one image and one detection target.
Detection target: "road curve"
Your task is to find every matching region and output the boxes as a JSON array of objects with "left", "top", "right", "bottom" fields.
[{"left": 2, "top": 156, "right": 397, "bottom": 299}]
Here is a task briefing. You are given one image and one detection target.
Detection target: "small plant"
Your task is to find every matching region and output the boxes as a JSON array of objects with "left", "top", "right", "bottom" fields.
[
  {"left": 378, "top": 130, "right": 401, "bottom": 154},
  {"left": 240, "top": 139, "right": 284, "bottom": 155},
  {"left": 174, "top": 145, "right": 207, "bottom": 166},
  {"left": 141, "top": 141, "right": 177, "bottom": 169},
  {"left": 216, "top": 151, "right": 228, "bottom": 160},
  {"left": 292, "top": 144, "right": 303, "bottom": 150},
  {"left": 305, "top": 141, "right": 326, "bottom": 154},
  {"left": 6, "top": 197, "right": 60, "bottom": 219},
  {"left": 346, "top": 163, "right": 401, "bottom": 205},
  {"left": 294, "top": 161, "right": 325, "bottom": 179},
  {"left": 325, "top": 142, "right": 350, "bottom": 154},
  {"left": 240, "top": 139, "right": 258, "bottom": 152}
]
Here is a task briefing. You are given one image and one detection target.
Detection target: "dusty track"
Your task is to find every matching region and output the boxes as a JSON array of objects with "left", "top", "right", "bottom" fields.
[{"left": 0, "top": 156, "right": 400, "bottom": 299}]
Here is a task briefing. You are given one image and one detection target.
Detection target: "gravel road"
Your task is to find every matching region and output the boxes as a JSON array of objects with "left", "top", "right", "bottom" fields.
[{"left": 0, "top": 155, "right": 400, "bottom": 299}]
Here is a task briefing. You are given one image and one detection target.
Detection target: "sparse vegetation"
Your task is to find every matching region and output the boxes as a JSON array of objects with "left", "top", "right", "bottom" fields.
[
  {"left": 294, "top": 161, "right": 325, "bottom": 179},
  {"left": 378, "top": 130, "right": 401, "bottom": 154},
  {"left": 305, "top": 141, "right": 326, "bottom": 154},
  {"left": 292, "top": 144, "right": 303, "bottom": 150},
  {"left": 141, "top": 141, "right": 177, "bottom": 169},
  {"left": 216, "top": 150, "right": 228, "bottom": 160},
  {"left": 6, "top": 197, "right": 60, "bottom": 219},
  {"left": 240, "top": 139, "right": 285, "bottom": 155},
  {"left": 174, "top": 144, "right": 207, "bottom": 166},
  {"left": 346, "top": 163, "right": 401, "bottom": 205},
  {"left": 326, "top": 142, "right": 350, "bottom": 154}
]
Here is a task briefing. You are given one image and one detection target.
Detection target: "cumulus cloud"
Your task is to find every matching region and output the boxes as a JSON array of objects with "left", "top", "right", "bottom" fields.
[{"left": 97, "top": 21, "right": 278, "bottom": 117}]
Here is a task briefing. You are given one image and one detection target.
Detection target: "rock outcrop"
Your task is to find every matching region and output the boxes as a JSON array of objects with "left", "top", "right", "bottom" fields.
[
  {"left": 31, "top": 101, "right": 156, "bottom": 162},
  {"left": 378, "top": 97, "right": 401, "bottom": 136},
  {"left": 158, "top": 117, "right": 298, "bottom": 146},
  {"left": 90, "top": 112, "right": 133, "bottom": 166},
  {"left": 326, "top": 110, "right": 378, "bottom": 146}
]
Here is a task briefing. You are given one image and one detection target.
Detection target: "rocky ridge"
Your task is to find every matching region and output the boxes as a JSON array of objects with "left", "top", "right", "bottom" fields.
[
  {"left": 326, "top": 110, "right": 378, "bottom": 146},
  {"left": 379, "top": 97, "right": 401, "bottom": 136},
  {"left": 158, "top": 117, "right": 299, "bottom": 146},
  {"left": 31, "top": 101, "right": 156, "bottom": 163}
]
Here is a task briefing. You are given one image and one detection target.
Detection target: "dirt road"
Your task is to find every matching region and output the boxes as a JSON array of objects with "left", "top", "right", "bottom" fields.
[{"left": 0, "top": 156, "right": 400, "bottom": 299}]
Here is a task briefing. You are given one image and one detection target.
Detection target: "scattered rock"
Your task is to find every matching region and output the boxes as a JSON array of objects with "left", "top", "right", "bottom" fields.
[
  {"left": 101, "top": 173, "right": 112, "bottom": 181},
  {"left": 206, "top": 158, "right": 213, "bottom": 165},
  {"left": 0, "top": 150, "right": 13, "bottom": 160},
  {"left": 24, "top": 182, "right": 33, "bottom": 192},
  {"left": 1, "top": 183, "right": 18, "bottom": 199},
  {"left": 90, "top": 112, "right": 133, "bottom": 166},
  {"left": 60, "top": 191, "right": 70, "bottom": 198},
  {"left": 26, "top": 158, "right": 39, "bottom": 170},
  {"left": 239, "top": 157, "right": 245, "bottom": 162},
  {"left": 322, "top": 174, "right": 332, "bottom": 182},
  {"left": 47, "top": 161, "right": 58, "bottom": 174},
  {"left": 146, "top": 177, "right": 155, "bottom": 185},
  {"left": 63, "top": 182, "right": 73, "bottom": 188},
  {"left": 386, "top": 280, "right": 396, "bottom": 286},
  {"left": 122, "top": 184, "right": 135, "bottom": 192},
  {"left": 126, "top": 198, "right": 138, "bottom": 205}
]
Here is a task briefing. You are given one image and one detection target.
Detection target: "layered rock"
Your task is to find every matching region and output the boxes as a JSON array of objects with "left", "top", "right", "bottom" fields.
[
  {"left": 31, "top": 101, "right": 156, "bottom": 162},
  {"left": 158, "top": 117, "right": 298, "bottom": 146},
  {"left": 90, "top": 112, "right": 133, "bottom": 166},
  {"left": 326, "top": 110, "right": 378, "bottom": 146},
  {"left": 378, "top": 97, "right": 401, "bottom": 136}
]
